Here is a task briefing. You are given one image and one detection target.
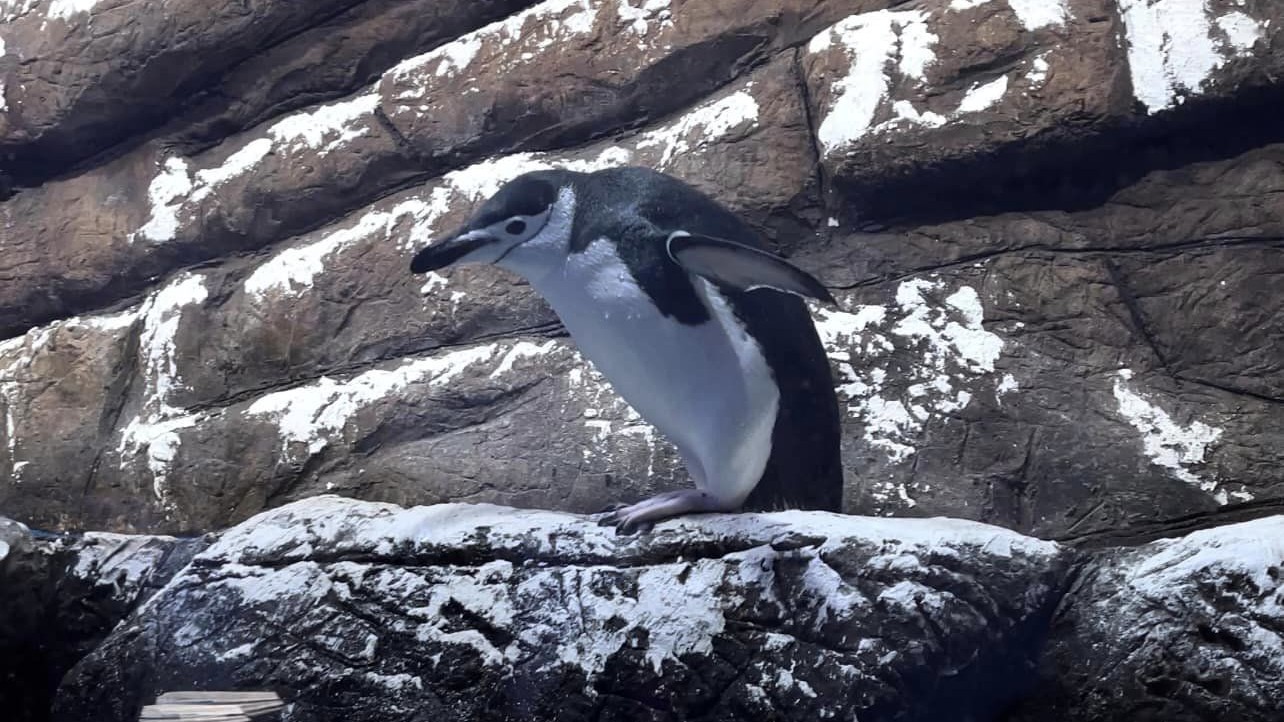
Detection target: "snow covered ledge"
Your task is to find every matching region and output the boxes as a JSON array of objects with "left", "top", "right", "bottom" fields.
[
  {"left": 1015, "top": 515, "right": 1284, "bottom": 722},
  {"left": 55, "top": 496, "right": 1070, "bottom": 722}
]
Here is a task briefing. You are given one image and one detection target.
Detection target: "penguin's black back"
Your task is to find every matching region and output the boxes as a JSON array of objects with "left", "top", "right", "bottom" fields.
[{"left": 572, "top": 167, "right": 844, "bottom": 513}]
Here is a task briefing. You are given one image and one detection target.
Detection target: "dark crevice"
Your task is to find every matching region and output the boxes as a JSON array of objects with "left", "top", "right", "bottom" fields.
[
  {"left": 1103, "top": 259, "right": 1174, "bottom": 373},
  {"left": 1055, "top": 497, "right": 1284, "bottom": 548},
  {"left": 1169, "top": 374, "right": 1284, "bottom": 407},
  {"left": 791, "top": 46, "right": 829, "bottom": 210},
  {"left": 372, "top": 105, "right": 430, "bottom": 168},
  {"left": 838, "top": 83, "right": 1284, "bottom": 225},
  {"left": 827, "top": 236, "right": 1284, "bottom": 291},
  {"left": 346, "top": 377, "right": 547, "bottom": 461}
]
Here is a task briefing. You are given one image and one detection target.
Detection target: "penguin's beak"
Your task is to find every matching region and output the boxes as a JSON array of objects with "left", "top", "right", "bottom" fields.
[{"left": 409, "top": 229, "right": 503, "bottom": 274}]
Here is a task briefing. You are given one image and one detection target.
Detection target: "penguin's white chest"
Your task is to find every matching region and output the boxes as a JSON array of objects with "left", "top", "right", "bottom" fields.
[{"left": 530, "top": 238, "right": 779, "bottom": 503}]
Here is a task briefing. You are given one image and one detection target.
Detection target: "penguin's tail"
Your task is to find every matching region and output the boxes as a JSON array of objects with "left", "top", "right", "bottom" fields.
[{"left": 139, "top": 691, "right": 284, "bottom": 721}]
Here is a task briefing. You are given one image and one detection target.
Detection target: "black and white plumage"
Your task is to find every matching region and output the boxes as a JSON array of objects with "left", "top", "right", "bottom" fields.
[{"left": 411, "top": 166, "right": 842, "bottom": 532}]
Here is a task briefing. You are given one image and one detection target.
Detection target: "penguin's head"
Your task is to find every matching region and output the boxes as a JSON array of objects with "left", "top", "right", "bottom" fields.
[{"left": 410, "top": 171, "right": 571, "bottom": 275}]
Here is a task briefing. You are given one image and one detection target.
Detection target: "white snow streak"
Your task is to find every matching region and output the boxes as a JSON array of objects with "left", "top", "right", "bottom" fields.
[
  {"left": 117, "top": 274, "right": 209, "bottom": 506},
  {"left": 808, "top": 10, "right": 938, "bottom": 153},
  {"left": 1119, "top": 0, "right": 1267, "bottom": 113},
  {"left": 813, "top": 279, "right": 1006, "bottom": 483},
  {"left": 1112, "top": 370, "right": 1236, "bottom": 503}
]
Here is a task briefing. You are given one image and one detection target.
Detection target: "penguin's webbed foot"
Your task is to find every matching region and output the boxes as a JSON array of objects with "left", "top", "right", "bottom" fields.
[{"left": 595, "top": 489, "right": 733, "bottom": 535}]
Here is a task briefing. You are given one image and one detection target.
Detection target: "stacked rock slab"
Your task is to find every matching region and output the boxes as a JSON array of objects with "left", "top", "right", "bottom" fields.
[
  {"left": 37, "top": 499, "right": 1284, "bottom": 722},
  {"left": 51, "top": 498, "right": 1073, "bottom": 722}
]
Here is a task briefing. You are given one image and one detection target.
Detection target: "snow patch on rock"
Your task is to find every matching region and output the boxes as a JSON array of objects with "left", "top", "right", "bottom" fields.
[
  {"left": 1007, "top": 0, "right": 1069, "bottom": 30},
  {"left": 213, "top": 561, "right": 334, "bottom": 607},
  {"left": 391, "top": 0, "right": 601, "bottom": 93},
  {"left": 245, "top": 197, "right": 438, "bottom": 300},
  {"left": 419, "top": 271, "right": 450, "bottom": 296},
  {"left": 1128, "top": 516, "right": 1284, "bottom": 603},
  {"left": 190, "top": 139, "right": 273, "bottom": 203},
  {"left": 46, "top": 0, "right": 101, "bottom": 20},
  {"left": 1028, "top": 54, "right": 1051, "bottom": 86},
  {"left": 812, "top": 280, "right": 1010, "bottom": 509},
  {"left": 267, "top": 93, "right": 379, "bottom": 155},
  {"left": 491, "top": 341, "right": 558, "bottom": 379},
  {"left": 1119, "top": 0, "right": 1268, "bottom": 113},
  {"left": 814, "top": 279, "right": 1005, "bottom": 478},
  {"left": 637, "top": 90, "right": 760, "bottom": 169},
  {"left": 70, "top": 532, "right": 178, "bottom": 589},
  {"left": 246, "top": 345, "right": 501, "bottom": 458},
  {"left": 133, "top": 158, "right": 193, "bottom": 243},
  {"left": 117, "top": 274, "right": 210, "bottom": 506},
  {"left": 1077, "top": 515, "right": 1284, "bottom": 692},
  {"left": 809, "top": 9, "right": 1028, "bottom": 149},
  {"left": 1111, "top": 370, "right": 1239, "bottom": 503},
  {"left": 616, "top": 0, "right": 672, "bottom": 39},
  {"left": 69, "top": 308, "right": 143, "bottom": 332},
  {"left": 131, "top": 93, "right": 379, "bottom": 243},
  {"left": 957, "top": 75, "right": 1010, "bottom": 113},
  {"left": 1216, "top": 11, "right": 1265, "bottom": 54},
  {"left": 995, "top": 373, "right": 1019, "bottom": 402},
  {"left": 245, "top": 340, "right": 573, "bottom": 461},
  {"left": 214, "top": 642, "right": 258, "bottom": 662},
  {"left": 0, "top": 0, "right": 40, "bottom": 22},
  {"left": 808, "top": 10, "right": 938, "bottom": 152}
]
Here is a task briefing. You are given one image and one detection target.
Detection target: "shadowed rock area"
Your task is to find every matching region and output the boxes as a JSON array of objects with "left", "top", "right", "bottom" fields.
[{"left": 0, "top": 517, "right": 207, "bottom": 722}]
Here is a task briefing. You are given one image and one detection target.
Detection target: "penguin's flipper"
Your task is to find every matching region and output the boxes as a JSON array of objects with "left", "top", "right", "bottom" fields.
[{"left": 665, "top": 231, "right": 836, "bottom": 304}]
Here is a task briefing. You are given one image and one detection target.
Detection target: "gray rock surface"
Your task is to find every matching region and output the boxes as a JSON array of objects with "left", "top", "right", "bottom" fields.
[
  {"left": 53, "top": 496, "right": 1071, "bottom": 722},
  {"left": 44, "top": 500, "right": 1284, "bottom": 722},
  {"left": 1008, "top": 514, "right": 1284, "bottom": 722}
]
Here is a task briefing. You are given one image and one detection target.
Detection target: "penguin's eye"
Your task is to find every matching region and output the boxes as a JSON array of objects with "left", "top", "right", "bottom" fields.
[{"left": 505, "top": 219, "right": 527, "bottom": 236}]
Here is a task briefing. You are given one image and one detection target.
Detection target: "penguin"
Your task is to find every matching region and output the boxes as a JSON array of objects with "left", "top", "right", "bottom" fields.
[{"left": 410, "top": 166, "right": 842, "bottom": 532}]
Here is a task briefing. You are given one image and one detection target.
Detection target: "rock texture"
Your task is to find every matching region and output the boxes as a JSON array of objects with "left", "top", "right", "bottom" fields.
[
  {"left": 44, "top": 499, "right": 1284, "bottom": 722},
  {"left": 4, "top": 3, "right": 1283, "bottom": 720},
  {"left": 2, "top": 1, "right": 1283, "bottom": 548},
  {"left": 0, "top": 517, "right": 206, "bottom": 722},
  {"left": 1008, "top": 515, "right": 1284, "bottom": 722},
  {"left": 53, "top": 497, "right": 1072, "bottom": 722}
]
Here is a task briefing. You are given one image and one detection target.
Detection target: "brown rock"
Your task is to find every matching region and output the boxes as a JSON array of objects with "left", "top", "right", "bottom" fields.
[
  {"left": 0, "top": 0, "right": 1281, "bottom": 552},
  {"left": 0, "top": 0, "right": 860, "bottom": 338},
  {"left": 0, "top": 0, "right": 367, "bottom": 182},
  {"left": 0, "top": 57, "right": 817, "bottom": 532},
  {"left": 377, "top": 0, "right": 862, "bottom": 159},
  {"left": 802, "top": 0, "right": 1284, "bottom": 217}
]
